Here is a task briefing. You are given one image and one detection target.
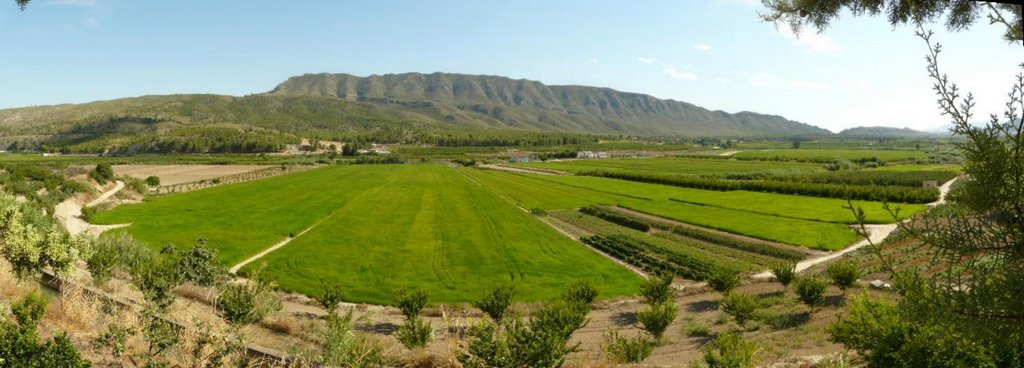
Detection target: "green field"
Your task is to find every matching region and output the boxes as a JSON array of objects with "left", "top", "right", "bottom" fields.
[
  {"left": 461, "top": 168, "right": 887, "bottom": 250},
  {"left": 517, "top": 157, "right": 820, "bottom": 175},
  {"left": 732, "top": 149, "right": 929, "bottom": 162},
  {"left": 92, "top": 164, "right": 643, "bottom": 305}
]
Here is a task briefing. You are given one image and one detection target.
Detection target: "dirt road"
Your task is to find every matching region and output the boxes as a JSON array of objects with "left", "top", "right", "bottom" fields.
[
  {"left": 753, "top": 176, "right": 960, "bottom": 278},
  {"left": 478, "top": 164, "right": 568, "bottom": 175},
  {"left": 55, "top": 181, "right": 129, "bottom": 237}
]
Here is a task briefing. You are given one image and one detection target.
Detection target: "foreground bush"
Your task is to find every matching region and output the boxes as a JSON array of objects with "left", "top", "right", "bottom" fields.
[
  {"left": 640, "top": 273, "right": 674, "bottom": 305},
  {"left": 320, "top": 310, "right": 396, "bottom": 366},
  {"left": 636, "top": 302, "right": 678, "bottom": 342},
  {"left": 562, "top": 281, "right": 599, "bottom": 307},
  {"left": 794, "top": 277, "right": 828, "bottom": 311},
  {"left": 602, "top": 330, "right": 654, "bottom": 364},
  {"left": 770, "top": 261, "right": 797, "bottom": 289},
  {"left": 721, "top": 292, "right": 758, "bottom": 327},
  {"left": 826, "top": 260, "right": 861, "bottom": 292},
  {"left": 316, "top": 280, "right": 345, "bottom": 314},
  {"left": 708, "top": 268, "right": 741, "bottom": 295},
  {"left": 396, "top": 287, "right": 429, "bottom": 319},
  {"left": 0, "top": 293, "right": 90, "bottom": 368},
  {"left": 475, "top": 284, "right": 515, "bottom": 323},
  {"left": 703, "top": 332, "right": 759, "bottom": 368},
  {"left": 216, "top": 275, "right": 282, "bottom": 325},
  {"left": 395, "top": 317, "right": 434, "bottom": 350}
]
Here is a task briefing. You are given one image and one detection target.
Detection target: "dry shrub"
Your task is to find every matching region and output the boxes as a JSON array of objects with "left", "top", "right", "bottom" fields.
[
  {"left": 262, "top": 315, "right": 300, "bottom": 335},
  {"left": 57, "top": 283, "right": 100, "bottom": 332},
  {"left": 175, "top": 283, "right": 217, "bottom": 305},
  {"left": 404, "top": 350, "right": 461, "bottom": 368}
]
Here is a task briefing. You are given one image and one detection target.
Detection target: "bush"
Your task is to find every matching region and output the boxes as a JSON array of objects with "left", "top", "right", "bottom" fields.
[
  {"left": 641, "top": 273, "right": 674, "bottom": 305},
  {"left": 475, "top": 285, "right": 515, "bottom": 323},
  {"left": 395, "top": 317, "right": 434, "bottom": 350},
  {"left": 826, "top": 260, "right": 861, "bottom": 292},
  {"left": 145, "top": 176, "right": 161, "bottom": 187},
  {"left": 580, "top": 205, "right": 651, "bottom": 232},
  {"left": 316, "top": 280, "right": 344, "bottom": 314},
  {"left": 636, "top": 302, "right": 678, "bottom": 342},
  {"left": 684, "top": 322, "right": 710, "bottom": 337},
  {"left": 395, "top": 287, "right": 429, "bottom": 319},
  {"left": 771, "top": 261, "right": 797, "bottom": 289},
  {"left": 133, "top": 252, "right": 183, "bottom": 312},
  {"left": 708, "top": 269, "right": 741, "bottom": 295},
  {"left": 529, "top": 207, "right": 547, "bottom": 216},
  {"left": 216, "top": 274, "right": 282, "bottom": 325},
  {"left": 175, "top": 242, "right": 226, "bottom": 287},
  {"left": 703, "top": 332, "right": 758, "bottom": 368},
  {"left": 90, "top": 163, "right": 114, "bottom": 184},
  {"left": 602, "top": 330, "right": 654, "bottom": 364},
  {"left": 721, "top": 292, "right": 758, "bottom": 327},
  {"left": 562, "top": 281, "right": 598, "bottom": 307},
  {"left": 0, "top": 294, "right": 88, "bottom": 368},
  {"left": 794, "top": 277, "right": 828, "bottom": 310},
  {"left": 459, "top": 301, "right": 589, "bottom": 368},
  {"left": 321, "top": 309, "right": 396, "bottom": 367},
  {"left": 87, "top": 236, "right": 121, "bottom": 286},
  {"left": 80, "top": 205, "right": 97, "bottom": 222}
]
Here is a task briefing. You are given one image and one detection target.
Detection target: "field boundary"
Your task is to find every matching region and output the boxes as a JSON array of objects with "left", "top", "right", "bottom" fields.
[{"left": 228, "top": 217, "right": 327, "bottom": 274}]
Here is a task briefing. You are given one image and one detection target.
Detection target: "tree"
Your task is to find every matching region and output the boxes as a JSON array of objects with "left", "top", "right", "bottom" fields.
[
  {"left": 90, "top": 163, "right": 115, "bottom": 185},
  {"left": 1, "top": 194, "right": 93, "bottom": 281},
  {"left": 721, "top": 292, "right": 758, "bottom": 328},
  {"left": 635, "top": 302, "right": 678, "bottom": 342},
  {"left": 703, "top": 332, "right": 759, "bottom": 368},
  {"left": 640, "top": 273, "right": 674, "bottom": 304},
  {"left": 825, "top": 260, "right": 861, "bottom": 292},
  {"left": 144, "top": 176, "right": 160, "bottom": 187},
  {"left": 707, "top": 268, "right": 741, "bottom": 295},
  {"left": 770, "top": 261, "right": 797, "bottom": 289},
  {"left": 475, "top": 284, "right": 515, "bottom": 324},
  {"left": 761, "top": 0, "right": 1023, "bottom": 43},
  {"left": 793, "top": 277, "right": 827, "bottom": 311},
  {"left": 395, "top": 287, "right": 429, "bottom": 319},
  {"left": 834, "top": 31, "right": 1024, "bottom": 366},
  {"left": 0, "top": 293, "right": 90, "bottom": 368},
  {"left": 13, "top": 0, "right": 29, "bottom": 10}
]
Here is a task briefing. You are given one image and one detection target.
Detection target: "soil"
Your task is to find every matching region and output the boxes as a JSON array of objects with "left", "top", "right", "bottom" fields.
[{"left": 477, "top": 163, "right": 570, "bottom": 175}]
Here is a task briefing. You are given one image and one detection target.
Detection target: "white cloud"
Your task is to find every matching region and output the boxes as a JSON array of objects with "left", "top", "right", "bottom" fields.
[
  {"left": 663, "top": 66, "right": 698, "bottom": 81},
  {"left": 637, "top": 57, "right": 657, "bottom": 63},
  {"left": 693, "top": 44, "right": 712, "bottom": 51},
  {"left": 779, "top": 27, "right": 844, "bottom": 54}
]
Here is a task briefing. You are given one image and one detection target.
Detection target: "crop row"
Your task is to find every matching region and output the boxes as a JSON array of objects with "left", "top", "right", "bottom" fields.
[
  {"left": 578, "top": 205, "right": 651, "bottom": 232},
  {"left": 766, "top": 170, "right": 958, "bottom": 188},
  {"left": 581, "top": 234, "right": 739, "bottom": 280},
  {"left": 578, "top": 170, "right": 939, "bottom": 204}
]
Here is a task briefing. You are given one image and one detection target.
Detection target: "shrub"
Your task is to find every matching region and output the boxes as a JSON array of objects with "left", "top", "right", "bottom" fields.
[
  {"left": 175, "top": 242, "right": 226, "bottom": 287},
  {"left": 684, "top": 322, "right": 710, "bottom": 337},
  {"left": 133, "top": 252, "right": 183, "bottom": 312},
  {"left": 316, "top": 280, "right": 345, "bottom": 314},
  {"left": 321, "top": 309, "right": 396, "bottom": 367},
  {"left": 826, "top": 260, "right": 861, "bottom": 292},
  {"left": 87, "top": 237, "right": 121, "bottom": 286},
  {"left": 562, "top": 281, "right": 598, "bottom": 307},
  {"left": 459, "top": 301, "right": 588, "bottom": 368},
  {"left": 529, "top": 207, "right": 547, "bottom": 216},
  {"left": 580, "top": 205, "right": 651, "bottom": 232},
  {"left": 794, "top": 277, "right": 828, "bottom": 310},
  {"left": 145, "top": 176, "right": 161, "bottom": 187},
  {"left": 90, "top": 163, "right": 114, "bottom": 184},
  {"left": 216, "top": 275, "right": 282, "bottom": 325},
  {"left": 602, "top": 330, "right": 654, "bottom": 364},
  {"left": 641, "top": 273, "right": 674, "bottom": 305},
  {"left": 395, "top": 317, "right": 434, "bottom": 350},
  {"left": 721, "top": 292, "right": 758, "bottom": 327},
  {"left": 636, "top": 302, "right": 678, "bottom": 342},
  {"left": 93, "top": 323, "right": 134, "bottom": 358},
  {"left": 708, "top": 269, "right": 741, "bottom": 295},
  {"left": 703, "top": 332, "right": 759, "bottom": 368},
  {"left": 771, "top": 261, "right": 797, "bottom": 289},
  {"left": 144, "top": 315, "right": 179, "bottom": 356},
  {"left": 395, "top": 287, "right": 429, "bottom": 319},
  {"left": 475, "top": 284, "right": 515, "bottom": 323},
  {"left": 80, "top": 205, "right": 97, "bottom": 222}
]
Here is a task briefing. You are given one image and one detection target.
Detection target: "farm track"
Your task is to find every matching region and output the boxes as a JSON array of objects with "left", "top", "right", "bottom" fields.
[
  {"left": 55, "top": 180, "right": 130, "bottom": 237},
  {"left": 752, "top": 176, "right": 961, "bottom": 278},
  {"left": 228, "top": 218, "right": 325, "bottom": 274}
]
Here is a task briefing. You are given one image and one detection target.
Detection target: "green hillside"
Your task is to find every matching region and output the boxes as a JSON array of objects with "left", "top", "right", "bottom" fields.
[{"left": 0, "top": 72, "right": 833, "bottom": 153}]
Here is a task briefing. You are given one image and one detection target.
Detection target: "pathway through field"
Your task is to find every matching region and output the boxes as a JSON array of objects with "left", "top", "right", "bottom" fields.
[
  {"left": 752, "top": 176, "right": 960, "bottom": 278},
  {"left": 55, "top": 180, "right": 130, "bottom": 237}
]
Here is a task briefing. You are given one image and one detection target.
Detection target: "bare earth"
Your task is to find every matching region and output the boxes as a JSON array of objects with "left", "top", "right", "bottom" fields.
[
  {"left": 54, "top": 180, "right": 130, "bottom": 237},
  {"left": 113, "top": 164, "right": 274, "bottom": 186}
]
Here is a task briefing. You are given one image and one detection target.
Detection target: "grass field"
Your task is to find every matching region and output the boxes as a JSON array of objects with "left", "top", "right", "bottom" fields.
[
  {"left": 516, "top": 157, "right": 819, "bottom": 175},
  {"left": 461, "top": 168, "right": 877, "bottom": 250},
  {"left": 93, "top": 164, "right": 643, "bottom": 305},
  {"left": 732, "top": 149, "right": 929, "bottom": 162}
]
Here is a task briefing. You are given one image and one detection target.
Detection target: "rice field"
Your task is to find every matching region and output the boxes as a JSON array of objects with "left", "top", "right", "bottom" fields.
[{"left": 516, "top": 157, "right": 819, "bottom": 175}]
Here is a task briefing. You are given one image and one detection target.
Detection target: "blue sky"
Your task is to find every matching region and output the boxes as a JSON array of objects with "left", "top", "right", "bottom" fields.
[{"left": 0, "top": 0, "right": 1019, "bottom": 132}]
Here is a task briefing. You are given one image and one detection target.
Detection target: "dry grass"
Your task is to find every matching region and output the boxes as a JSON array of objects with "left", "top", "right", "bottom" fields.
[{"left": 262, "top": 315, "right": 300, "bottom": 335}]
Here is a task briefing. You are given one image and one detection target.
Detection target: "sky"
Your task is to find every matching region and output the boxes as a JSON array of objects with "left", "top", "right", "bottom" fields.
[{"left": 0, "top": 0, "right": 1020, "bottom": 133}]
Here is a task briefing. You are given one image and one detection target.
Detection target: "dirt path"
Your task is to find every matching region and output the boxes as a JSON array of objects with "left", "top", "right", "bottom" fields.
[
  {"left": 478, "top": 164, "right": 569, "bottom": 176},
  {"left": 228, "top": 218, "right": 326, "bottom": 274},
  {"left": 55, "top": 181, "right": 128, "bottom": 236},
  {"left": 718, "top": 150, "right": 740, "bottom": 156},
  {"left": 753, "top": 176, "right": 961, "bottom": 278}
]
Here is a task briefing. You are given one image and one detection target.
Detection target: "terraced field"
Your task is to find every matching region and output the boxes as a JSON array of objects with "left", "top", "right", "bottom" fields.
[
  {"left": 92, "top": 165, "right": 643, "bottom": 304},
  {"left": 461, "top": 168, "right": 925, "bottom": 250}
]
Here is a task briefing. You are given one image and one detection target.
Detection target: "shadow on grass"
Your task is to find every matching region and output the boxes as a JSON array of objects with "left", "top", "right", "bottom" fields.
[
  {"left": 687, "top": 300, "right": 719, "bottom": 312},
  {"left": 758, "top": 311, "right": 812, "bottom": 330},
  {"left": 822, "top": 294, "right": 847, "bottom": 308},
  {"left": 612, "top": 311, "right": 637, "bottom": 327}
]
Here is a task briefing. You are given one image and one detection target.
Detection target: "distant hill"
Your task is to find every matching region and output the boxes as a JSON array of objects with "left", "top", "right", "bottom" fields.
[
  {"left": 838, "top": 126, "right": 938, "bottom": 138},
  {"left": 0, "top": 72, "right": 833, "bottom": 153},
  {"left": 268, "top": 72, "right": 831, "bottom": 137}
]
